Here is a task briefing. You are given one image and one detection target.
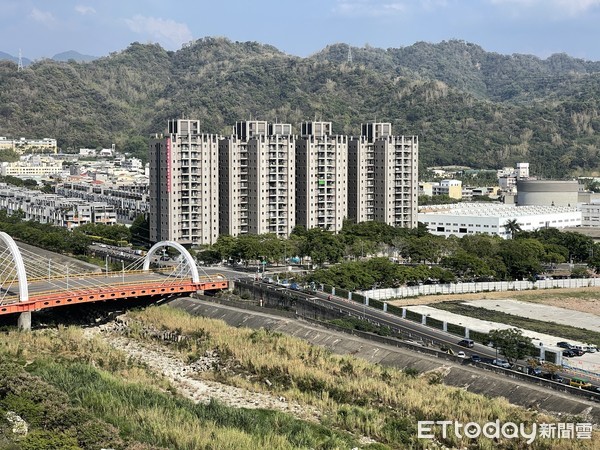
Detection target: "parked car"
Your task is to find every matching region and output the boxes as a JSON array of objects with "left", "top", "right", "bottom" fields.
[
  {"left": 569, "top": 378, "right": 592, "bottom": 389},
  {"left": 493, "top": 359, "right": 511, "bottom": 369},
  {"left": 562, "top": 349, "right": 576, "bottom": 358},
  {"left": 584, "top": 345, "right": 598, "bottom": 353},
  {"left": 527, "top": 366, "right": 542, "bottom": 376},
  {"left": 541, "top": 373, "right": 564, "bottom": 383},
  {"left": 457, "top": 351, "right": 467, "bottom": 358},
  {"left": 458, "top": 339, "right": 474, "bottom": 348},
  {"left": 470, "top": 354, "right": 482, "bottom": 363}
]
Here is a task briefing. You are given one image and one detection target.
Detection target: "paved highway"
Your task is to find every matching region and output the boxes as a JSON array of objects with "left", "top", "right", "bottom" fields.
[{"left": 241, "top": 277, "right": 600, "bottom": 395}]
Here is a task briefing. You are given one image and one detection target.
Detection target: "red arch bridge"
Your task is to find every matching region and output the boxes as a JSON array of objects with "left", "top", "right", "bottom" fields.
[{"left": 0, "top": 232, "right": 228, "bottom": 329}]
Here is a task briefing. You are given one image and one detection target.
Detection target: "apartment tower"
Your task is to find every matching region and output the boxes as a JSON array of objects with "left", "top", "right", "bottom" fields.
[
  {"left": 219, "top": 121, "right": 295, "bottom": 237},
  {"left": 295, "top": 122, "right": 348, "bottom": 233},
  {"left": 366, "top": 123, "right": 419, "bottom": 228},
  {"left": 149, "top": 119, "right": 219, "bottom": 245}
]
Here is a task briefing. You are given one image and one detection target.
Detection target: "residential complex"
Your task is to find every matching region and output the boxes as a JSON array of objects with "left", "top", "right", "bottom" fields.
[
  {"left": 149, "top": 119, "right": 220, "bottom": 246},
  {"left": 149, "top": 119, "right": 419, "bottom": 246},
  {"left": 219, "top": 121, "right": 295, "bottom": 238},
  {"left": 0, "top": 183, "right": 117, "bottom": 229},
  {"left": 56, "top": 179, "right": 149, "bottom": 224},
  {"left": 348, "top": 123, "right": 419, "bottom": 228},
  {"left": 296, "top": 122, "right": 348, "bottom": 233}
]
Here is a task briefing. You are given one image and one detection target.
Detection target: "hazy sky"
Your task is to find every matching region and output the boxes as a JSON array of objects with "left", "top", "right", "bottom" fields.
[{"left": 2, "top": 0, "right": 600, "bottom": 61}]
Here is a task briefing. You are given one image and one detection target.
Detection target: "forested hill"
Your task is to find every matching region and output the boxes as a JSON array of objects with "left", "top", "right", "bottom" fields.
[{"left": 1, "top": 37, "right": 600, "bottom": 178}]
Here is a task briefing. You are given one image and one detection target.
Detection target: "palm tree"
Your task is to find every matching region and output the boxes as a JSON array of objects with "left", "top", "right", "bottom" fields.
[{"left": 504, "top": 219, "right": 522, "bottom": 239}]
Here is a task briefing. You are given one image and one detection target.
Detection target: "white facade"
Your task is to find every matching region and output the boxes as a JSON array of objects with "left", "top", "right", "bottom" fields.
[
  {"left": 149, "top": 119, "right": 220, "bottom": 246},
  {"left": 0, "top": 184, "right": 116, "bottom": 229},
  {"left": 296, "top": 122, "right": 348, "bottom": 233},
  {"left": 580, "top": 202, "right": 600, "bottom": 227},
  {"left": 419, "top": 203, "right": 582, "bottom": 238}
]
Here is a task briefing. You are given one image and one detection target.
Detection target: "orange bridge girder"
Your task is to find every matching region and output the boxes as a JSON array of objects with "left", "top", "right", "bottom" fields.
[{"left": 0, "top": 279, "right": 228, "bottom": 316}]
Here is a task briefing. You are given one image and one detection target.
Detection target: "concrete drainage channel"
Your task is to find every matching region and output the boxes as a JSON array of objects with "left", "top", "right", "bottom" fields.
[{"left": 170, "top": 296, "right": 600, "bottom": 425}]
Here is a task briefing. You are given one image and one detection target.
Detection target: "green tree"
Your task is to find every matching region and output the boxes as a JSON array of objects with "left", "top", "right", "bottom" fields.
[
  {"left": 130, "top": 214, "right": 149, "bottom": 246},
  {"left": 122, "top": 135, "right": 149, "bottom": 164},
  {"left": 488, "top": 328, "right": 534, "bottom": 365},
  {"left": 503, "top": 219, "right": 522, "bottom": 239}
]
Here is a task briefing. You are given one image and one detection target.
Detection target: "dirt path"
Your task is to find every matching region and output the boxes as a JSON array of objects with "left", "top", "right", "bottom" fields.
[{"left": 83, "top": 321, "right": 321, "bottom": 423}]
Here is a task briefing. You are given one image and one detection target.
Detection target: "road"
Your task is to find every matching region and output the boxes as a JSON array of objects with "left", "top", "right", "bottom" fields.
[{"left": 240, "top": 277, "right": 600, "bottom": 396}]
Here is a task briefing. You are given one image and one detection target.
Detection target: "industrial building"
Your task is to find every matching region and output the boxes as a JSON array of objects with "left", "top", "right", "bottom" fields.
[
  {"left": 419, "top": 203, "right": 581, "bottom": 238},
  {"left": 516, "top": 179, "right": 579, "bottom": 207}
]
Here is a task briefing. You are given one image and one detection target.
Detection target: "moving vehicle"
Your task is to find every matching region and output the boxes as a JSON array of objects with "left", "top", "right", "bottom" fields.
[
  {"left": 457, "top": 351, "right": 466, "bottom": 358},
  {"left": 541, "top": 373, "right": 564, "bottom": 383},
  {"left": 458, "top": 339, "right": 474, "bottom": 348},
  {"left": 569, "top": 378, "right": 592, "bottom": 389},
  {"left": 470, "top": 354, "right": 481, "bottom": 363},
  {"left": 493, "top": 359, "right": 511, "bottom": 369},
  {"left": 527, "top": 366, "right": 542, "bottom": 376}
]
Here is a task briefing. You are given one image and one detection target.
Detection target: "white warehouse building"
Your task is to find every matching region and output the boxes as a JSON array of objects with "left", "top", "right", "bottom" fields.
[{"left": 418, "top": 203, "right": 582, "bottom": 239}]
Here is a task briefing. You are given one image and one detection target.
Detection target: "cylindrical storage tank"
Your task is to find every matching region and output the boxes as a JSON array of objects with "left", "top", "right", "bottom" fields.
[{"left": 516, "top": 180, "right": 579, "bottom": 206}]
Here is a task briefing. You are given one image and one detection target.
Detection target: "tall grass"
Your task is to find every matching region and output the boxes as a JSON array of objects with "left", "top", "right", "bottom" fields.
[
  {"left": 123, "top": 306, "right": 597, "bottom": 449},
  {"left": 0, "top": 310, "right": 596, "bottom": 449}
]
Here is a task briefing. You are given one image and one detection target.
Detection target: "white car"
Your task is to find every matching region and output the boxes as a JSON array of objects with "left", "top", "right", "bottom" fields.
[
  {"left": 493, "top": 359, "right": 511, "bottom": 369},
  {"left": 457, "top": 351, "right": 466, "bottom": 358}
]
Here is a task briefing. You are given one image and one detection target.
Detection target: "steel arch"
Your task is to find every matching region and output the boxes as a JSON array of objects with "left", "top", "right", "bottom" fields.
[
  {"left": 0, "top": 231, "right": 29, "bottom": 302},
  {"left": 142, "top": 241, "right": 200, "bottom": 283}
]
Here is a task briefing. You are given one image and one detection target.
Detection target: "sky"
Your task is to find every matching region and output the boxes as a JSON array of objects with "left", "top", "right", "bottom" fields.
[{"left": 2, "top": 0, "right": 600, "bottom": 61}]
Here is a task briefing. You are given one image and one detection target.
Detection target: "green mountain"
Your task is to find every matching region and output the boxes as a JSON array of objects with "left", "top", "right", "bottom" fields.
[{"left": 1, "top": 37, "right": 599, "bottom": 178}]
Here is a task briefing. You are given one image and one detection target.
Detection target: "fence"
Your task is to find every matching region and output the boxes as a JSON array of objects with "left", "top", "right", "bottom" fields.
[{"left": 358, "top": 277, "right": 600, "bottom": 300}]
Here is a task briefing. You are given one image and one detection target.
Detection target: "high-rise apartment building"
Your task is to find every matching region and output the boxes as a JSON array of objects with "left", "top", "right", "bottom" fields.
[
  {"left": 149, "top": 119, "right": 219, "bottom": 245},
  {"left": 295, "top": 122, "right": 348, "bottom": 233},
  {"left": 366, "top": 123, "right": 419, "bottom": 228},
  {"left": 348, "top": 123, "right": 418, "bottom": 227},
  {"left": 149, "top": 118, "right": 418, "bottom": 247},
  {"left": 219, "top": 121, "right": 295, "bottom": 237}
]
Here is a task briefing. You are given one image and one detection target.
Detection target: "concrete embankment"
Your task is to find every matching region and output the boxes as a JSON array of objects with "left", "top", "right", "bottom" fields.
[{"left": 170, "top": 297, "right": 600, "bottom": 425}]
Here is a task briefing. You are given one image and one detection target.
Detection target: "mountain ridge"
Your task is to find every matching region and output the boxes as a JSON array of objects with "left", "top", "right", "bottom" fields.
[{"left": 0, "top": 37, "right": 599, "bottom": 178}]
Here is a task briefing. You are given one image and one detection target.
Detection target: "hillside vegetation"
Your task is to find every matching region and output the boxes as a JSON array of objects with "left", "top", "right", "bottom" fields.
[
  {"left": 1, "top": 38, "right": 600, "bottom": 177},
  {"left": 1, "top": 306, "right": 597, "bottom": 449}
]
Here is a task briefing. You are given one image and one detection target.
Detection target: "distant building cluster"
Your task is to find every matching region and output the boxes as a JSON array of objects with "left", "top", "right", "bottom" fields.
[
  {"left": 0, "top": 136, "right": 57, "bottom": 154},
  {"left": 149, "top": 119, "right": 419, "bottom": 246},
  {"left": 0, "top": 183, "right": 117, "bottom": 229},
  {"left": 0, "top": 148, "right": 149, "bottom": 227}
]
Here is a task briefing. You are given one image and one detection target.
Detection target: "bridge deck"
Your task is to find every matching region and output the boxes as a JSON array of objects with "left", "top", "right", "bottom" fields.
[{"left": 0, "top": 272, "right": 228, "bottom": 315}]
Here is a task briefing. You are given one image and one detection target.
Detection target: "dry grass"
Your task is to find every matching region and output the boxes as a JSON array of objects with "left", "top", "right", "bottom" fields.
[{"left": 124, "top": 305, "right": 599, "bottom": 449}]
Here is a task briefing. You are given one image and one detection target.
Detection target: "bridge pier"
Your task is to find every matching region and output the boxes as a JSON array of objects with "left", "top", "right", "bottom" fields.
[{"left": 18, "top": 312, "right": 31, "bottom": 331}]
